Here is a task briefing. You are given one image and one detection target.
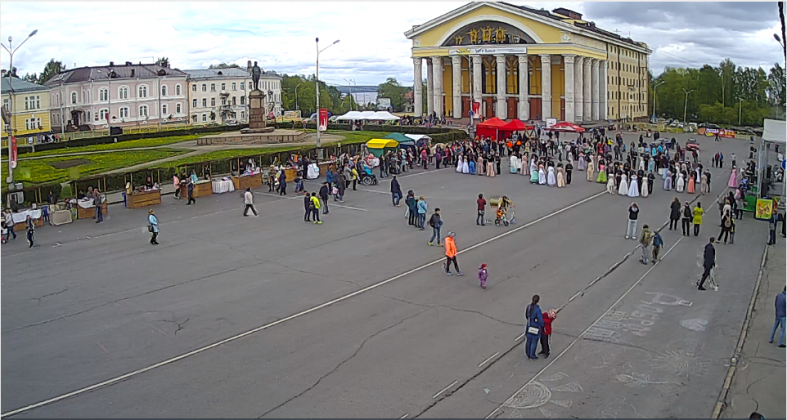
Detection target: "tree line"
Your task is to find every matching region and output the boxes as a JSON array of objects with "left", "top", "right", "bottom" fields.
[{"left": 651, "top": 58, "right": 785, "bottom": 127}]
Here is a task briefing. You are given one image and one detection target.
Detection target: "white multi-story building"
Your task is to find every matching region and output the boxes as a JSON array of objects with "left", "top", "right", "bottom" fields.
[
  {"left": 45, "top": 61, "right": 189, "bottom": 131},
  {"left": 185, "top": 65, "right": 282, "bottom": 125}
]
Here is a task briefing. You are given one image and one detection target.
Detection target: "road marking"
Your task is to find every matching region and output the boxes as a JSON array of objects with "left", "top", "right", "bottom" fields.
[
  {"left": 514, "top": 332, "right": 525, "bottom": 341},
  {"left": 0, "top": 190, "right": 606, "bottom": 418},
  {"left": 97, "top": 343, "right": 109, "bottom": 354},
  {"left": 486, "top": 236, "right": 684, "bottom": 419},
  {"left": 478, "top": 352, "right": 500, "bottom": 368},
  {"left": 399, "top": 414, "right": 408, "bottom": 419},
  {"left": 432, "top": 380, "right": 458, "bottom": 399},
  {"left": 358, "top": 188, "right": 389, "bottom": 195}
]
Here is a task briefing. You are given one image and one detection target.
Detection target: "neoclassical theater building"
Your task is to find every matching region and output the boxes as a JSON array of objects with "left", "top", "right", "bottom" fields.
[{"left": 405, "top": 2, "right": 652, "bottom": 123}]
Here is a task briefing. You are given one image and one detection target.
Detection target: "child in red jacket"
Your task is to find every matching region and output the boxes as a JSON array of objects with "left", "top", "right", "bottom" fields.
[{"left": 539, "top": 309, "right": 556, "bottom": 358}]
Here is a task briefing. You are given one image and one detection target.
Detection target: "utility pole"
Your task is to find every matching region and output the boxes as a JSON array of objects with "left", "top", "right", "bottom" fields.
[
  {"left": 738, "top": 97, "right": 744, "bottom": 125},
  {"left": 652, "top": 80, "right": 664, "bottom": 123},
  {"left": 682, "top": 88, "right": 694, "bottom": 126}
]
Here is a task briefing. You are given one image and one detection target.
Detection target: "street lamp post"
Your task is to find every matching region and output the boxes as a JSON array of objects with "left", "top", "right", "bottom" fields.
[
  {"left": 294, "top": 83, "right": 301, "bottom": 112},
  {"left": 651, "top": 80, "right": 664, "bottom": 123},
  {"left": 315, "top": 37, "right": 339, "bottom": 155},
  {"left": 682, "top": 88, "right": 694, "bottom": 127},
  {"left": 1, "top": 29, "right": 38, "bottom": 186},
  {"left": 343, "top": 78, "right": 356, "bottom": 111},
  {"left": 738, "top": 97, "right": 744, "bottom": 125}
]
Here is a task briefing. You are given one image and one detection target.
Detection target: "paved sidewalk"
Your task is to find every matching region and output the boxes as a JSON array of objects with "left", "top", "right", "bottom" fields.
[{"left": 721, "top": 239, "right": 786, "bottom": 419}]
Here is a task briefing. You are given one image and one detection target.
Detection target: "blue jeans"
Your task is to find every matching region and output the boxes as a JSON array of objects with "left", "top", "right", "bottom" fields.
[
  {"left": 770, "top": 316, "right": 785, "bottom": 345},
  {"left": 525, "top": 332, "right": 540, "bottom": 359},
  {"left": 392, "top": 192, "right": 401, "bottom": 206},
  {"left": 418, "top": 213, "right": 426, "bottom": 228},
  {"left": 430, "top": 227, "right": 441, "bottom": 244},
  {"left": 95, "top": 206, "right": 103, "bottom": 222}
]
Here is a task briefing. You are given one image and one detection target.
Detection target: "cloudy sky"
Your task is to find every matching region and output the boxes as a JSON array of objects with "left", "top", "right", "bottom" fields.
[{"left": 1, "top": 2, "right": 783, "bottom": 87}]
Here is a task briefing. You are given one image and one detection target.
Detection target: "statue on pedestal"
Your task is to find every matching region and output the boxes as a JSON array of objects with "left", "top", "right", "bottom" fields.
[{"left": 251, "top": 61, "right": 262, "bottom": 91}]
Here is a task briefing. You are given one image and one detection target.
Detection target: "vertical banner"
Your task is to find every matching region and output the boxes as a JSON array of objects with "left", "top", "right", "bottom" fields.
[
  {"left": 318, "top": 108, "right": 328, "bottom": 132},
  {"left": 10, "top": 136, "right": 17, "bottom": 169},
  {"left": 755, "top": 198, "right": 774, "bottom": 220},
  {"left": 471, "top": 102, "right": 481, "bottom": 118}
]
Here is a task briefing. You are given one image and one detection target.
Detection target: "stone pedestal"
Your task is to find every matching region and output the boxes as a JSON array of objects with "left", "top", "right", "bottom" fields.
[{"left": 241, "top": 90, "right": 273, "bottom": 134}]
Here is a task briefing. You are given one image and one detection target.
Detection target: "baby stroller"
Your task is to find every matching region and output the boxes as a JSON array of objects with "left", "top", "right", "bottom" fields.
[
  {"left": 360, "top": 164, "right": 378, "bottom": 186},
  {"left": 492, "top": 196, "right": 515, "bottom": 226}
]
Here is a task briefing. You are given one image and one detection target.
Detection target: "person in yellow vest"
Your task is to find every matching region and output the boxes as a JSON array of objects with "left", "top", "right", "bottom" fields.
[{"left": 310, "top": 192, "right": 322, "bottom": 224}]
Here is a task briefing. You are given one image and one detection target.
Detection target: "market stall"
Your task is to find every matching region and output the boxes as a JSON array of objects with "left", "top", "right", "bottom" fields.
[
  {"left": 180, "top": 180, "right": 212, "bottom": 198},
  {"left": 127, "top": 188, "right": 162, "bottom": 209},
  {"left": 475, "top": 117, "right": 507, "bottom": 140},
  {"left": 231, "top": 158, "right": 264, "bottom": 190},
  {"left": 404, "top": 134, "right": 432, "bottom": 148},
  {"left": 11, "top": 208, "right": 44, "bottom": 230},
  {"left": 213, "top": 178, "right": 237, "bottom": 194},
  {"left": 75, "top": 197, "right": 108, "bottom": 220},
  {"left": 755, "top": 118, "right": 786, "bottom": 218},
  {"left": 384, "top": 133, "right": 415, "bottom": 150},
  {"left": 546, "top": 122, "right": 586, "bottom": 133},
  {"left": 51, "top": 205, "right": 72, "bottom": 226},
  {"left": 366, "top": 139, "right": 399, "bottom": 158}
]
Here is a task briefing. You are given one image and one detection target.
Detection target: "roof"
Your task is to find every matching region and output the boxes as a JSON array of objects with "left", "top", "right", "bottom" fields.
[
  {"left": 1, "top": 77, "right": 48, "bottom": 94},
  {"left": 367, "top": 139, "right": 399, "bottom": 148},
  {"left": 762, "top": 119, "right": 786, "bottom": 145},
  {"left": 44, "top": 63, "right": 188, "bottom": 87},
  {"left": 383, "top": 133, "right": 411, "bottom": 143},
  {"left": 183, "top": 68, "right": 280, "bottom": 81}
]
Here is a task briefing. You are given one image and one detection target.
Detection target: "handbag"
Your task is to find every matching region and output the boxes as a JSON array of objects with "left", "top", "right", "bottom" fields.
[
  {"left": 527, "top": 326, "right": 540, "bottom": 335},
  {"left": 148, "top": 225, "right": 154, "bottom": 233}
]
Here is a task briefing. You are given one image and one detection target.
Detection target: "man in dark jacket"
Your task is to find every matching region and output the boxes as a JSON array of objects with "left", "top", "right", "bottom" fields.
[
  {"left": 669, "top": 198, "right": 681, "bottom": 230},
  {"left": 303, "top": 191, "right": 312, "bottom": 222},
  {"left": 391, "top": 176, "right": 402, "bottom": 207},
  {"left": 187, "top": 179, "right": 196, "bottom": 205},
  {"left": 698, "top": 237, "right": 716, "bottom": 290},
  {"left": 318, "top": 182, "right": 330, "bottom": 214}
]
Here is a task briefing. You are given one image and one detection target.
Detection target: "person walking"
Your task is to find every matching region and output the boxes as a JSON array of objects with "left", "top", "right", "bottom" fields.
[
  {"left": 682, "top": 201, "right": 692, "bottom": 236},
  {"left": 477, "top": 193, "right": 487, "bottom": 226},
  {"left": 718, "top": 209, "right": 732, "bottom": 244},
  {"left": 173, "top": 174, "right": 181, "bottom": 199},
  {"left": 443, "top": 231, "right": 463, "bottom": 275},
  {"left": 626, "top": 202, "right": 640, "bottom": 240},
  {"left": 303, "top": 190, "right": 312, "bottom": 222},
  {"left": 524, "top": 295, "right": 543, "bottom": 360},
  {"left": 148, "top": 209, "right": 159, "bottom": 245},
  {"left": 243, "top": 188, "right": 258, "bottom": 217},
  {"left": 351, "top": 166, "right": 359, "bottom": 191},
  {"left": 652, "top": 230, "right": 664, "bottom": 263},
  {"left": 417, "top": 196, "right": 428, "bottom": 230},
  {"left": 278, "top": 170, "right": 287, "bottom": 195},
  {"left": 539, "top": 309, "right": 556, "bottom": 358},
  {"left": 769, "top": 286, "right": 786, "bottom": 348},
  {"left": 693, "top": 202, "right": 704, "bottom": 236},
  {"left": 391, "top": 175, "right": 403, "bottom": 207},
  {"left": 94, "top": 189, "right": 104, "bottom": 223},
  {"left": 187, "top": 179, "right": 196, "bottom": 205},
  {"left": 668, "top": 197, "right": 681, "bottom": 230},
  {"left": 428, "top": 208, "right": 443, "bottom": 246},
  {"left": 336, "top": 172, "right": 346, "bottom": 202},
  {"left": 406, "top": 190, "right": 417, "bottom": 227},
  {"left": 4, "top": 209, "right": 16, "bottom": 241},
  {"left": 319, "top": 182, "right": 330, "bottom": 214},
  {"left": 478, "top": 263, "right": 489, "bottom": 289},
  {"left": 767, "top": 213, "right": 778, "bottom": 245},
  {"left": 310, "top": 192, "right": 322, "bottom": 224},
  {"left": 638, "top": 225, "right": 652, "bottom": 264},
  {"left": 697, "top": 237, "right": 716, "bottom": 290},
  {"left": 25, "top": 215, "right": 35, "bottom": 248}
]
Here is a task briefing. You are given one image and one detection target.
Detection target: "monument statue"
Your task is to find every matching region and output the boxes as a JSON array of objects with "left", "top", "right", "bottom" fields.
[{"left": 251, "top": 61, "right": 262, "bottom": 91}]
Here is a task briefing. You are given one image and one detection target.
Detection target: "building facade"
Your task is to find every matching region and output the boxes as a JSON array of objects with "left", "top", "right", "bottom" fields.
[
  {"left": 44, "top": 62, "right": 189, "bottom": 132},
  {"left": 2, "top": 77, "right": 52, "bottom": 139},
  {"left": 405, "top": 2, "right": 651, "bottom": 123}
]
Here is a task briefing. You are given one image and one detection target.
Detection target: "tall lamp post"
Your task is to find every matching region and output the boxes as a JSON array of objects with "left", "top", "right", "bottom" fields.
[
  {"left": 294, "top": 82, "right": 302, "bottom": 112},
  {"left": 1, "top": 29, "right": 38, "bottom": 186},
  {"left": 343, "top": 78, "right": 356, "bottom": 111},
  {"left": 682, "top": 88, "right": 694, "bottom": 127},
  {"left": 651, "top": 80, "right": 664, "bottom": 123},
  {"left": 738, "top": 97, "right": 744, "bottom": 125},
  {"left": 315, "top": 37, "right": 339, "bottom": 155}
]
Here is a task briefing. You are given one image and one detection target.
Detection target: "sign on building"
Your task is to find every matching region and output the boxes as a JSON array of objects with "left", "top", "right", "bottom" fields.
[{"left": 377, "top": 98, "right": 392, "bottom": 110}]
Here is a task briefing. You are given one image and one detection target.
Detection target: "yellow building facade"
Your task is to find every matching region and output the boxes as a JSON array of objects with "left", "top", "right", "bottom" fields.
[
  {"left": 405, "top": 2, "right": 651, "bottom": 123},
  {"left": 1, "top": 77, "right": 52, "bottom": 139}
]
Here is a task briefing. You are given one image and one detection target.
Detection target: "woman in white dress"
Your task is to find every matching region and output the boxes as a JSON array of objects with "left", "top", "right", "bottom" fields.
[
  {"left": 607, "top": 174, "right": 617, "bottom": 194},
  {"left": 522, "top": 154, "right": 530, "bottom": 177},
  {"left": 456, "top": 156, "right": 463, "bottom": 173},
  {"left": 529, "top": 157, "right": 537, "bottom": 177},
  {"left": 628, "top": 175, "right": 640, "bottom": 198},
  {"left": 547, "top": 166, "right": 557, "bottom": 186},
  {"left": 538, "top": 165, "right": 547, "bottom": 185},
  {"left": 641, "top": 176, "right": 649, "bottom": 198},
  {"left": 676, "top": 173, "right": 685, "bottom": 192},
  {"left": 462, "top": 158, "right": 470, "bottom": 174},
  {"left": 618, "top": 173, "right": 629, "bottom": 196}
]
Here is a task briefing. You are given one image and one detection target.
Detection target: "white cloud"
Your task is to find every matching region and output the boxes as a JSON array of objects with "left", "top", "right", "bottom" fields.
[{"left": 1, "top": 2, "right": 782, "bottom": 87}]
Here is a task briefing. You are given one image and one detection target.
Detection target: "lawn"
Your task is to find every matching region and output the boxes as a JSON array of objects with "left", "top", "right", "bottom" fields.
[
  {"left": 18, "top": 134, "right": 217, "bottom": 158},
  {"left": 2, "top": 150, "right": 185, "bottom": 188}
]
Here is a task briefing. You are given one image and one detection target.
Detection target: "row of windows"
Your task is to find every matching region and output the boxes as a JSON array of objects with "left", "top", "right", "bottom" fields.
[
  {"left": 192, "top": 95, "right": 247, "bottom": 108},
  {"left": 23, "top": 95, "right": 42, "bottom": 110},
  {"left": 191, "top": 81, "right": 280, "bottom": 92},
  {"left": 92, "top": 104, "right": 184, "bottom": 122},
  {"left": 608, "top": 44, "right": 645, "bottom": 61},
  {"left": 608, "top": 75, "right": 646, "bottom": 88},
  {"left": 70, "top": 84, "right": 183, "bottom": 105},
  {"left": 607, "top": 91, "right": 646, "bottom": 101},
  {"left": 24, "top": 117, "right": 43, "bottom": 131}
]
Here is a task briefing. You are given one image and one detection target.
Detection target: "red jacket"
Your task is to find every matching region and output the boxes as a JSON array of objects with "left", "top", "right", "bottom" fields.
[{"left": 542, "top": 312, "right": 554, "bottom": 335}]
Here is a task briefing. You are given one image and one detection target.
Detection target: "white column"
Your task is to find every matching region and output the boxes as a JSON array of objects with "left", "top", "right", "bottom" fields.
[
  {"left": 413, "top": 58, "right": 423, "bottom": 117},
  {"left": 591, "top": 59, "right": 600, "bottom": 121},
  {"left": 472, "top": 55, "right": 482, "bottom": 116},
  {"left": 426, "top": 59, "right": 434, "bottom": 117},
  {"left": 495, "top": 54, "right": 507, "bottom": 119},
  {"left": 451, "top": 56, "right": 462, "bottom": 119},
  {"left": 583, "top": 58, "right": 591, "bottom": 122},
  {"left": 431, "top": 56, "right": 443, "bottom": 117},
  {"left": 574, "top": 56, "right": 584, "bottom": 122},
  {"left": 600, "top": 61, "right": 608, "bottom": 120},
  {"left": 517, "top": 54, "right": 529, "bottom": 120},
  {"left": 540, "top": 54, "right": 551, "bottom": 121},
  {"left": 564, "top": 55, "right": 575, "bottom": 123}
]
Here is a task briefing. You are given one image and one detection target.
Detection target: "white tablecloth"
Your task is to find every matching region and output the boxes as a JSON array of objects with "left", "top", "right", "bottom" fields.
[
  {"left": 12, "top": 209, "right": 42, "bottom": 224},
  {"left": 212, "top": 179, "right": 235, "bottom": 194},
  {"left": 76, "top": 198, "right": 95, "bottom": 209}
]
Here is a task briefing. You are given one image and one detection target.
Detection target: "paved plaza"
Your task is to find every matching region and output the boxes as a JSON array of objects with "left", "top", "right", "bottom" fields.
[{"left": 2, "top": 132, "right": 784, "bottom": 418}]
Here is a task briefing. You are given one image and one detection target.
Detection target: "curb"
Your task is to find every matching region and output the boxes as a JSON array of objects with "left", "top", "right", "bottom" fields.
[{"left": 711, "top": 244, "right": 770, "bottom": 418}]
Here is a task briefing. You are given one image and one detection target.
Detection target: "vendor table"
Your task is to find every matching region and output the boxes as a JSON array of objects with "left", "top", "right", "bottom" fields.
[
  {"left": 181, "top": 180, "right": 212, "bottom": 198},
  {"left": 75, "top": 199, "right": 108, "bottom": 220},
  {"left": 12, "top": 209, "right": 44, "bottom": 230},
  {"left": 128, "top": 190, "right": 162, "bottom": 209},
  {"left": 231, "top": 174, "right": 262, "bottom": 190},
  {"left": 212, "top": 179, "right": 236, "bottom": 194},
  {"left": 51, "top": 210, "right": 73, "bottom": 226}
]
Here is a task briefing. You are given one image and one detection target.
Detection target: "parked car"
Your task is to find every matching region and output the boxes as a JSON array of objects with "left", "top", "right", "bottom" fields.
[
  {"left": 225, "top": 119, "right": 239, "bottom": 126},
  {"left": 685, "top": 138, "right": 700, "bottom": 151}
]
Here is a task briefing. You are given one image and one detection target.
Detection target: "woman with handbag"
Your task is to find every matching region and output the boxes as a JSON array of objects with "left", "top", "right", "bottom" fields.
[
  {"left": 524, "top": 295, "right": 543, "bottom": 360},
  {"left": 148, "top": 209, "right": 159, "bottom": 245}
]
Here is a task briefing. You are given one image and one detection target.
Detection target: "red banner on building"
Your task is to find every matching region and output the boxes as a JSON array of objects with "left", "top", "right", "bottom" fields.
[
  {"left": 471, "top": 102, "right": 481, "bottom": 118},
  {"left": 318, "top": 108, "right": 329, "bottom": 132},
  {"left": 10, "top": 136, "right": 17, "bottom": 169}
]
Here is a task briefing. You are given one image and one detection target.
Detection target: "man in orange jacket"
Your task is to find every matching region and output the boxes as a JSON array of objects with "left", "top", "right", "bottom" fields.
[{"left": 443, "top": 231, "right": 463, "bottom": 276}]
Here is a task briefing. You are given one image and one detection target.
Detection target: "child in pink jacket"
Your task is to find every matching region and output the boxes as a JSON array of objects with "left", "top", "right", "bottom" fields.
[{"left": 478, "top": 263, "right": 488, "bottom": 289}]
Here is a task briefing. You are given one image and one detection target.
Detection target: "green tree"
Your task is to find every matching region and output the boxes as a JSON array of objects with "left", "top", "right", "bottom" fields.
[
  {"left": 38, "top": 59, "right": 66, "bottom": 85},
  {"left": 377, "top": 77, "right": 408, "bottom": 112},
  {"left": 155, "top": 57, "right": 170, "bottom": 67},
  {"left": 767, "top": 63, "right": 785, "bottom": 107},
  {"left": 23, "top": 72, "right": 38, "bottom": 84},
  {"left": 209, "top": 62, "right": 241, "bottom": 69}
]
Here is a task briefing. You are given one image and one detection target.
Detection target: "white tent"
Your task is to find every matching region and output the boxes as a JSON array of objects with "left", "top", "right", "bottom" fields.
[
  {"left": 335, "top": 111, "right": 364, "bottom": 121},
  {"left": 359, "top": 111, "right": 378, "bottom": 120},
  {"left": 763, "top": 119, "right": 786, "bottom": 144},
  {"left": 369, "top": 111, "right": 400, "bottom": 121},
  {"left": 335, "top": 110, "right": 402, "bottom": 121},
  {"left": 405, "top": 134, "right": 432, "bottom": 146}
]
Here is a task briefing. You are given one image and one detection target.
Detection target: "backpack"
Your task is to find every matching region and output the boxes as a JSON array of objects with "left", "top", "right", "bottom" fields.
[
  {"left": 683, "top": 206, "right": 691, "bottom": 218},
  {"left": 429, "top": 214, "right": 439, "bottom": 228},
  {"left": 724, "top": 217, "right": 731, "bottom": 228}
]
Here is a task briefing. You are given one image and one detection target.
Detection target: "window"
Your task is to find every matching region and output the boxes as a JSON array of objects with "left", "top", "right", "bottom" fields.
[
  {"left": 162, "top": 104, "right": 168, "bottom": 116},
  {"left": 240, "top": 96, "right": 245, "bottom": 105},
  {"left": 24, "top": 97, "right": 29, "bottom": 110},
  {"left": 176, "top": 84, "right": 181, "bottom": 96},
  {"left": 139, "top": 85, "right": 148, "bottom": 98},
  {"left": 202, "top": 84, "right": 207, "bottom": 92},
  {"left": 240, "top": 82, "right": 245, "bottom": 90},
  {"left": 119, "top": 87, "right": 129, "bottom": 99},
  {"left": 192, "top": 84, "right": 197, "bottom": 92},
  {"left": 139, "top": 105, "right": 148, "bottom": 117},
  {"left": 161, "top": 85, "right": 168, "bottom": 97},
  {"left": 222, "top": 97, "right": 227, "bottom": 105},
  {"left": 37, "top": 117, "right": 42, "bottom": 128},
  {"left": 192, "top": 115, "right": 197, "bottom": 123},
  {"left": 232, "top": 96, "right": 236, "bottom": 105},
  {"left": 232, "top": 82, "right": 236, "bottom": 91},
  {"left": 202, "top": 113, "right": 207, "bottom": 122},
  {"left": 25, "top": 119, "right": 30, "bottom": 130},
  {"left": 3, "top": 98, "right": 8, "bottom": 111},
  {"left": 221, "top": 83, "right": 226, "bottom": 91},
  {"left": 99, "top": 88, "right": 109, "bottom": 102},
  {"left": 210, "top": 83, "right": 215, "bottom": 92},
  {"left": 99, "top": 109, "right": 109, "bottom": 121},
  {"left": 211, "top": 98, "right": 215, "bottom": 106},
  {"left": 193, "top": 99, "right": 197, "bottom": 108},
  {"left": 176, "top": 103, "right": 182, "bottom": 113},
  {"left": 119, "top": 107, "right": 129, "bottom": 118},
  {"left": 202, "top": 98, "right": 207, "bottom": 107},
  {"left": 241, "top": 111, "right": 245, "bottom": 119}
]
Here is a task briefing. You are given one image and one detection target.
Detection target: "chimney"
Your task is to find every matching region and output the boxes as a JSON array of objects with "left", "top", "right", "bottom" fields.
[
  {"left": 247, "top": 60, "right": 252, "bottom": 70},
  {"left": 109, "top": 61, "right": 114, "bottom": 67},
  {"left": 125, "top": 61, "right": 132, "bottom": 66}
]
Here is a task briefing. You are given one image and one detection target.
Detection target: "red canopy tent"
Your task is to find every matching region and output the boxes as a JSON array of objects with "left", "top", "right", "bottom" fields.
[
  {"left": 500, "top": 119, "right": 533, "bottom": 132},
  {"left": 546, "top": 122, "right": 586, "bottom": 133},
  {"left": 476, "top": 117, "right": 507, "bottom": 140}
]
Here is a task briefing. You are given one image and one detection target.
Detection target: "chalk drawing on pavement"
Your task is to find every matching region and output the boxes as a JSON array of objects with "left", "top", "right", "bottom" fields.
[
  {"left": 600, "top": 395, "right": 646, "bottom": 419},
  {"left": 503, "top": 375, "right": 582, "bottom": 416},
  {"left": 641, "top": 292, "right": 693, "bottom": 307},
  {"left": 539, "top": 407, "right": 559, "bottom": 418},
  {"left": 505, "top": 382, "right": 552, "bottom": 409},
  {"left": 679, "top": 318, "right": 708, "bottom": 332},
  {"left": 615, "top": 372, "right": 673, "bottom": 388},
  {"left": 552, "top": 381, "right": 583, "bottom": 393},
  {"left": 539, "top": 372, "right": 569, "bottom": 382}
]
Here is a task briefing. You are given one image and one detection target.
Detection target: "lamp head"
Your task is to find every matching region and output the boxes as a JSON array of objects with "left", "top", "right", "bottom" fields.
[
  {"left": 7, "top": 36, "right": 11, "bottom": 43},
  {"left": 316, "top": 37, "right": 319, "bottom": 43},
  {"left": 775, "top": 34, "right": 782, "bottom": 43},
  {"left": 333, "top": 40, "right": 340, "bottom": 45},
  {"left": 29, "top": 29, "right": 38, "bottom": 37}
]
